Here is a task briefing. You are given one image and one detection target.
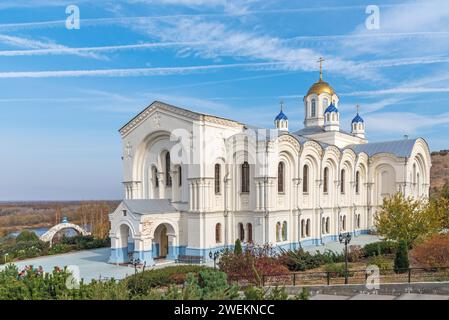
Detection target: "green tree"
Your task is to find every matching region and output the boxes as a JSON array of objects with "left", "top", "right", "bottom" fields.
[
  {"left": 394, "top": 240, "right": 409, "bottom": 274},
  {"left": 234, "top": 239, "right": 242, "bottom": 255},
  {"left": 439, "top": 182, "right": 449, "bottom": 201},
  {"left": 430, "top": 196, "right": 449, "bottom": 230},
  {"left": 15, "top": 230, "right": 39, "bottom": 243},
  {"left": 375, "top": 192, "right": 440, "bottom": 247}
]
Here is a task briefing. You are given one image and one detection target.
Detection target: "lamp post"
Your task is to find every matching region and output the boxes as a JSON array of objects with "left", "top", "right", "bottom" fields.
[
  {"left": 209, "top": 251, "right": 220, "bottom": 269},
  {"left": 4, "top": 253, "right": 9, "bottom": 264},
  {"left": 339, "top": 232, "right": 352, "bottom": 284}
]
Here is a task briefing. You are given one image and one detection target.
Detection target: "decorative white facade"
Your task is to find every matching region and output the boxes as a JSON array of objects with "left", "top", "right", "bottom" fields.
[{"left": 109, "top": 73, "right": 431, "bottom": 265}]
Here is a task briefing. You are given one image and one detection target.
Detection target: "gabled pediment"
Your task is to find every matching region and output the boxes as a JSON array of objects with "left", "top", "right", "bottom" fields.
[{"left": 119, "top": 100, "right": 242, "bottom": 137}]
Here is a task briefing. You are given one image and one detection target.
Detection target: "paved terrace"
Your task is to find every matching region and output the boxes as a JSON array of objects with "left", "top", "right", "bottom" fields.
[{"left": 0, "top": 235, "right": 380, "bottom": 283}]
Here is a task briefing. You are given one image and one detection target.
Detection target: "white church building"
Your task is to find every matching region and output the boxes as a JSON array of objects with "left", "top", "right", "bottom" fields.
[{"left": 108, "top": 67, "right": 431, "bottom": 265}]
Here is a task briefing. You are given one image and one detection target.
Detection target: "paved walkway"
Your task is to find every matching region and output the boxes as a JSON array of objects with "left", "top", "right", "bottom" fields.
[
  {"left": 0, "top": 248, "right": 176, "bottom": 283},
  {"left": 303, "top": 234, "right": 381, "bottom": 254},
  {"left": 0, "top": 235, "right": 381, "bottom": 283}
]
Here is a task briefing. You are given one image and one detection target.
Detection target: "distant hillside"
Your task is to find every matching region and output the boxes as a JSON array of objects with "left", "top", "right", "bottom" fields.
[{"left": 431, "top": 150, "right": 449, "bottom": 196}]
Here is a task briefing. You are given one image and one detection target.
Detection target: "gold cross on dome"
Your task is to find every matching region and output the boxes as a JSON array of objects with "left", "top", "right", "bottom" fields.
[
  {"left": 279, "top": 99, "right": 284, "bottom": 111},
  {"left": 356, "top": 104, "right": 360, "bottom": 114},
  {"left": 317, "top": 57, "right": 325, "bottom": 80}
]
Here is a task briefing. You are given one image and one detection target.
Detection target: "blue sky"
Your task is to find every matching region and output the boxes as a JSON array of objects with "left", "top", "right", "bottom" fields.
[{"left": 1, "top": 0, "right": 449, "bottom": 201}]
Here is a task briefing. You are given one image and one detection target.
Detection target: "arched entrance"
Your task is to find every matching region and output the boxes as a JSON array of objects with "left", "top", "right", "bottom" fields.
[
  {"left": 117, "top": 223, "right": 134, "bottom": 263},
  {"left": 153, "top": 223, "right": 177, "bottom": 260}
]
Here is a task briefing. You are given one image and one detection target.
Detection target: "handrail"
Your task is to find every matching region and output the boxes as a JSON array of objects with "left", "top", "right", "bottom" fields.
[{"left": 229, "top": 266, "right": 449, "bottom": 286}]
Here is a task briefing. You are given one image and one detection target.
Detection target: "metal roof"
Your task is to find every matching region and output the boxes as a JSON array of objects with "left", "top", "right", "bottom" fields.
[
  {"left": 352, "top": 113, "right": 364, "bottom": 123},
  {"left": 293, "top": 126, "right": 352, "bottom": 136},
  {"left": 346, "top": 138, "right": 417, "bottom": 157},
  {"left": 324, "top": 103, "right": 338, "bottom": 114},
  {"left": 123, "top": 199, "right": 178, "bottom": 215},
  {"left": 274, "top": 110, "right": 288, "bottom": 120}
]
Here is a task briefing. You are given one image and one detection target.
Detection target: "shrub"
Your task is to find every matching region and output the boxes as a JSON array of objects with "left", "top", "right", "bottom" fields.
[
  {"left": 394, "top": 240, "right": 409, "bottom": 274},
  {"left": 363, "top": 241, "right": 397, "bottom": 257},
  {"left": 126, "top": 265, "right": 210, "bottom": 295},
  {"left": 347, "top": 245, "right": 364, "bottom": 262},
  {"left": 266, "top": 286, "right": 288, "bottom": 300},
  {"left": 296, "top": 287, "right": 310, "bottom": 300},
  {"left": 323, "top": 263, "right": 347, "bottom": 277},
  {"left": 367, "top": 255, "right": 393, "bottom": 274},
  {"left": 48, "top": 243, "right": 72, "bottom": 255},
  {"left": 196, "top": 269, "right": 239, "bottom": 300},
  {"left": 234, "top": 239, "right": 242, "bottom": 255},
  {"left": 0, "top": 240, "right": 49, "bottom": 262},
  {"left": 60, "top": 235, "right": 110, "bottom": 250},
  {"left": 411, "top": 234, "right": 449, "bottom": 269},
  {"left": 219, "top": 245, "right": 289, "bottom": 285},
  {"left": 15, "top": 230, "right": 39, "bottom": 243},
  {"left": 277, "top": 249, "right": 344, "bottom": 271}
]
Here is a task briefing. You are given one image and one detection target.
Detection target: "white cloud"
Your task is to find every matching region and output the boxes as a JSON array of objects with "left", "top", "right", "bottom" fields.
[
  {"left": 340, "top": 0, "right": 449, "bottom": 60},
  {"left": 365, "top": 111, "right": 449, "bottom": 134},
  {"left": 0, "top": 61, "right": 287, "bottom": 78},
  {"left": 0, "top": 34, "right": 106, "bottom": 60},
  {"left": 338, "top": 97, "right": 403, "bottom": 114},
  {"left": 132, "top": 18, "right": 377, "bottom": 80},
  {"left": 0, "top": 40, "right": 208, "bottom": 57},
  {"left": 342, "top": 87, "right": 449, "bottom": 97}
]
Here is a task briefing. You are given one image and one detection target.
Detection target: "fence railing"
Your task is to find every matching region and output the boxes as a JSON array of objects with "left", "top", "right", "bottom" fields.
[{"left": 228, "top": 267, "right": 449, "bottom": 287}]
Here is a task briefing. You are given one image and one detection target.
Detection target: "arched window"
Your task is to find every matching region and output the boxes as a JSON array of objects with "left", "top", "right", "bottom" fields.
[
  {"left": 359, "top": 123, "right": 363, "bottom": 130},
  {"left": 238, "top": 223, "right": 245, "bottom": 241},
  {"left": 276, "top": 222, "right": 281, "bottom": 242},
  {"left": 323, "top": 98, "right": 328, "bottom": 108},
  {"left": 340, "top": 169, "right": 345, "bottom": 194},
  {"left": 323, "top": 167, "right": 329, "bottom": 193},
  {"left": 417, "top": 173, "right": 420, "bottom": 195},
  {"left": 247, "top": 223, "right": 253, "bottom": 243},
  {"left": 241, "top": 162, "right": 250, "bottom": 193},
  {"left": 326, "top": 113, "right": 330, "bottom": 121},
  {"left": 153, "top": 167, "right": 159, "bottom": 188},
  {"left": 165, "top": 152, "right": 172, "bottom": 187},
  {"left": 215, "top": 223, "right": 222, "bottom": 243},
  {"left": 342, "top": 216, "right": 346, "bottom": 231},
  {"left": 301, "top": 220, "right": 305, "bottom": 238},
  {"left": 178, "top": 165, "right": 182, "bottom": 186},
  {"left": 321, "top": 217, "right": 326, "bottom": 234},
  {"left": 355, "top": 171, "right": 360, "bottom": 194},
  {"left": 282, "top": 221, "right": 287, "bottom": 241},
  {"left": 325, "top": 217, "right": 330, "bottom": 234},
  {"left": 311, "top": 99, "right": 316, "bottom": 117},
  {"left": 306, "top": 219, "right": 311, "bottom": 237},
  {"left": 214, "top": 163, "right": 221, "bottom": 194},
  {"left": 413, "top": 164, "right": 417, "bottom": 184},
  {"left": 278, "top": 162, "right": 284, "bottom": 193},
  {"left": 332, "top": 113, "right": 336, "bottom": 121},
  {"left": 303, "top": 165, "right": 309, "bottom": 193}
]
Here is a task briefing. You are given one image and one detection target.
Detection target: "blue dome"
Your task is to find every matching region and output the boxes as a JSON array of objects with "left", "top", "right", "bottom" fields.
[
  {"left": 275, "top": 110, "right": 288, "bottom": 121},
  {"left": 324, "top": 103, "right": 338, "bottom": 114},
  {"left": 352, "top": 113, "right": 364, "bottom": 123}
]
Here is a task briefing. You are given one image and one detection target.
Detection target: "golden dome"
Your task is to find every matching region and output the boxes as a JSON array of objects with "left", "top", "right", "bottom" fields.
[
  {"left": 307, "top": 79, "right": 335, "bottom": 96},
  {"left": 306, "top": 57, "right": 336, "bottom": 96}
]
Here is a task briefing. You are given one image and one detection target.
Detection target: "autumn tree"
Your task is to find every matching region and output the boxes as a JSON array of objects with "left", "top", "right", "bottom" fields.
[
  {"left": 439, "top": 182, "right": 449, "bottom": 202},
  {"left": 430, "top": 194, "right": 449, "bottom": 230},
  {"left": 411, "top": 233, "right": 449, "bottom": 268},
  {"left": 374, "top": 192, "right": 441, "bottom": 247}
]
